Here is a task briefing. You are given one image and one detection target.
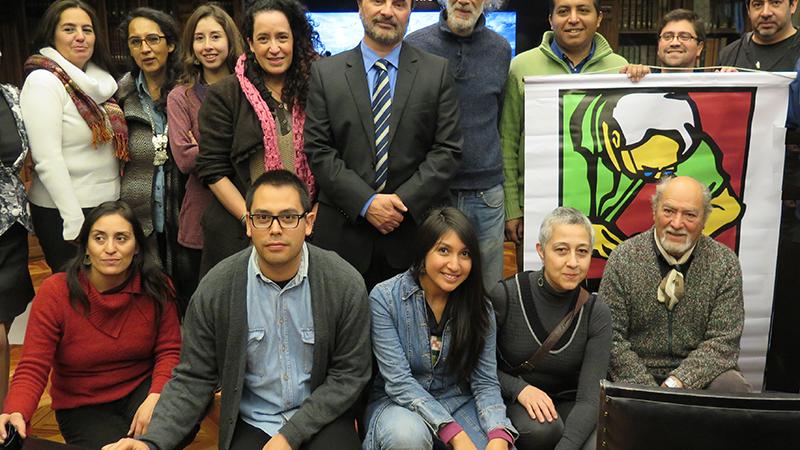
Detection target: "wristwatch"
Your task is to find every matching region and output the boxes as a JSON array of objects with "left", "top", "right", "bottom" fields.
[{"left": 663, "top": 376, "right": 682, "bottom": 388}]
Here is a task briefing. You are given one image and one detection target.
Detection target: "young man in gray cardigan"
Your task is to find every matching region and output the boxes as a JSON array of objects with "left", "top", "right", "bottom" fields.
[
  {"left": 599, "top": 176, "right": 749, "bottom": 392},
  {"left": 104, "top": 170, "right": 371, "bottom": 450}
]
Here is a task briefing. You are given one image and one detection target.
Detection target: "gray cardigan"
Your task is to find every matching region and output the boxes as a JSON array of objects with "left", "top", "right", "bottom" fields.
[
  {"left": 599, "top": 228, "right": 744, "bottom": 388},
  {"left": 141, "top": 244, "right": 372, "bottom": 450}
]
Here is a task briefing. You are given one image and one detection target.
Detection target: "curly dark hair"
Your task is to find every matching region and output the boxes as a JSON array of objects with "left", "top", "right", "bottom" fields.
[{"left": 241, "top": 0, "right": 320, "bottom": 109}]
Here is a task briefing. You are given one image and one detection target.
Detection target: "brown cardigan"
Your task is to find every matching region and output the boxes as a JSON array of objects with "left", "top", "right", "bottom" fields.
[{"left": 166, "top": 83, "right": 212, "bottom": 249}]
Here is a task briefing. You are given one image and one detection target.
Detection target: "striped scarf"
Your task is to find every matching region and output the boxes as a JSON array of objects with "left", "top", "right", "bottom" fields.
[{"left": 24, "top": 54, "right": 129, "bottom": 162}]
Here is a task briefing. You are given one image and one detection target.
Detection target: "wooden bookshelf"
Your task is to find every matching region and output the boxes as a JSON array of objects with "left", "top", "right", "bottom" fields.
[{"left": 600, "top": 0, "right": 744, "bottom": 67}]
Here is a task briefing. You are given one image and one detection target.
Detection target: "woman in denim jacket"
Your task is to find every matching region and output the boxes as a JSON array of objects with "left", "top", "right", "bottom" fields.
[{"left": 364, "top": 207, "right": 517, "bottom": 450}]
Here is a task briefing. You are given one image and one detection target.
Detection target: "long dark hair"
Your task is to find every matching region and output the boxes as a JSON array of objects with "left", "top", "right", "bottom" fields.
[
  {"left": 32, "top": 0, "right": 116, "bottom": 76},
  {"left": 119, "top": 7, "right": 181, "bottom": 113},
  {"left": 177, "top": 3, "right": 245, "bottom": 87},
  {"left": 411, "top": 207, "right": 489, "bottom": 382},
  {"left": 241, "top": 0, "right": 320, "bottom": 109},
  {"left": 65, "top": 201, "right": 174, "bottom": 322}
]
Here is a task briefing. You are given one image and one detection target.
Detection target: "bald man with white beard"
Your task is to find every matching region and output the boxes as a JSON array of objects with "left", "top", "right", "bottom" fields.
[{"left": 599, "top": 176, "right": 751, "bottom": 392}]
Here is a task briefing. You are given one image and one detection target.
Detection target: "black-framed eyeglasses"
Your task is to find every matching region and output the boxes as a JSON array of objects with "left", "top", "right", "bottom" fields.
[
  {"left": 128, "top": 34, "right": 166, "bottom": 49},
  {"left": 659, "top": 32, "right": 699, "bottom": 43},
  {"left": 248, "top": 212, "right": 308, "bottom": 229}
]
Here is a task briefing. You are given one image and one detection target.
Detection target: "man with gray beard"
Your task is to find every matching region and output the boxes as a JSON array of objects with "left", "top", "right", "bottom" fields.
[
  {"left": 304, "top": 0, "right": 462, "bottom": 290},
  {"left": 599, "top": 176, "right": 751, "bottom": 392},
  {"left": 407, "top": 0, "right": 511, "bottom": 288}
]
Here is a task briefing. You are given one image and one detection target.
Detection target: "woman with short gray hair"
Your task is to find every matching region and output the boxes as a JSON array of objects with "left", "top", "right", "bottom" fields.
[{"left": 490, "top": 207, "right": 611, "bottom": 450}]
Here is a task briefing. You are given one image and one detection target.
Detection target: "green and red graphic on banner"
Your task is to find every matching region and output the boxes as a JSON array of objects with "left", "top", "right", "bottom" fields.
[{"left": 558, "top": 88, "right": 754, "bottom": 279}]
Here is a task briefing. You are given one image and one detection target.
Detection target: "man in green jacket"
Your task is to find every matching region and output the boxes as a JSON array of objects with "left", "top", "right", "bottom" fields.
[{"left": 501, "top": 0, "right": 627, "bottom": 264}]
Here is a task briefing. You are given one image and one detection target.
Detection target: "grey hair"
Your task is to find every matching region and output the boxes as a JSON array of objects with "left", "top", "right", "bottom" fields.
[
  {"left": 651, "top": 176, "right": 713, "bottom": 219},
  {"left": 436, "top": 0, "right": 505, "bottom": 11},
  {"left": 538, "top": 207, "right": 595, "bottom": 247}
]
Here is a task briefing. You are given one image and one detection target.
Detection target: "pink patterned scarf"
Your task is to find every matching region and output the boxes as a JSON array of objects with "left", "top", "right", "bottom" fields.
[{"left": 235, "top": 54, "right": 316, "bottom": 200}]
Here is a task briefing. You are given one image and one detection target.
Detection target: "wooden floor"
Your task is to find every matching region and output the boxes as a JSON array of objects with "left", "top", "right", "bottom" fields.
[{"left": 19, "top": 243, "right": 520, "bottom": 448}]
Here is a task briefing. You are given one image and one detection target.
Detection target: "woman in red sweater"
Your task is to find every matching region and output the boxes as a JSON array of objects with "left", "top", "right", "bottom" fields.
[{"left": 0, "top": 201, "right": 181, "bottom": 449}]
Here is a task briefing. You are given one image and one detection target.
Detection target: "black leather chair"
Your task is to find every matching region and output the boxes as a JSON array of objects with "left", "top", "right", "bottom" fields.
[{"left": 597, "top": 380, "right": 800, "bottom": 450}]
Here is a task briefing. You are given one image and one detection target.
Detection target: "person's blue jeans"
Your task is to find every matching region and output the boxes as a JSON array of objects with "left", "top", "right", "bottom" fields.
[
  {"left": 364, "top": 400, "right": 491, "bottom": 450},
  {"left": 451, "top": 184, "right": 505, "bottom": 290}
]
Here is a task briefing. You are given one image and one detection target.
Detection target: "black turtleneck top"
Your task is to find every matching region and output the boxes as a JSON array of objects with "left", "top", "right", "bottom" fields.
[{"left": 490, "top": 270, "right": 612, "bottom": 450}]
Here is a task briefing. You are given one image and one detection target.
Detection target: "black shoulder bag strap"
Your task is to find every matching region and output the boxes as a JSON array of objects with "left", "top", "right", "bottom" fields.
[{"left": 506, "top": 273, "right": 591, "bottom": 375}]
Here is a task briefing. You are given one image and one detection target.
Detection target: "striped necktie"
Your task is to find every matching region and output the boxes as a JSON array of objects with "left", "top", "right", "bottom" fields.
[{"left": 372, "top": 59, "right": 391, "bottom": 192}]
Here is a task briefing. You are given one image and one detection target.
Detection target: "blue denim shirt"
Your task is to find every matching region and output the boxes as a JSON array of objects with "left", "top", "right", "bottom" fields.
[
  {"left": 368, "top": 270, "right": 514, "bottom": 435},
  {"left": 134, "top": 71, "right": 166, "bottom": 233},
  {"left": 239, "top": 245, "right": 314, "bottom": 436}
]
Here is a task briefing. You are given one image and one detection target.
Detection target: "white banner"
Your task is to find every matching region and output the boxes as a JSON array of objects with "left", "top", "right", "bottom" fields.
[{"left": 522, "top": 72, "right": 793, "bottom": 389}]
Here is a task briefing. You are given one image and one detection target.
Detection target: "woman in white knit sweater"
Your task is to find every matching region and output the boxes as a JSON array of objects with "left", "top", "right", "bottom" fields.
[{"left": 20, "top": 0, "right": 126, "bottom": 272}]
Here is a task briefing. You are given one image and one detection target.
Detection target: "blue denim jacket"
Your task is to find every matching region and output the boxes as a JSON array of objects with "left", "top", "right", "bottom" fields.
[{"left": 368, "top": 270, "right": 515, "bottom": 436}]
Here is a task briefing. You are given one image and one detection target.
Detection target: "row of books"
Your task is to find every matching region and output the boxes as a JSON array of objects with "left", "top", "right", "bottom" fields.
[
  {"left": 618, "top": 44, "right": 661, "bottom": 67},
  {"left": 617, "top": 0, "right": 693, "bottom": 32},
  {"left": 707, "top": 0, "right": 746, "bottom": 32},
  {"left": 104, "top": 0, "right": 177, "bottom": 19},
  {"left": 701, "top": 37, "right": 730, "bottom": 68},
  {"left": 617, "top": 0, "right": 745, "bottom": 34},
  {"left": 618, "top": 37, "right": 730, "bottom": 68}
]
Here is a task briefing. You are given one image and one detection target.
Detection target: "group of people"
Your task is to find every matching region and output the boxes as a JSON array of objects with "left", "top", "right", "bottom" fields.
[{"left": 0, "top": 0, "right": 794, "bottom": 449}]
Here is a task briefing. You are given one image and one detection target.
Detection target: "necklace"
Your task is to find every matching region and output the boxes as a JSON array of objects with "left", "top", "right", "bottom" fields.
[
  {"left": 265, "top": 80, "right": 283, "bottom": 102},
  {"left": 140, "top": 95, "right": 169, "bottom": 166},
  {"left": 152, "top": 126, "right": 169, "bottom": 166}
]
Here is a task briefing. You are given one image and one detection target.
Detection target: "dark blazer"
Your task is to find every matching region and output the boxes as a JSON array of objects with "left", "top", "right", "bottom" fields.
[
  {"left": 195, "top": 75, "right": 261, "bottom": 275},
  {"left": 304, "top": 43, "right": 462, "bottom": 273}
]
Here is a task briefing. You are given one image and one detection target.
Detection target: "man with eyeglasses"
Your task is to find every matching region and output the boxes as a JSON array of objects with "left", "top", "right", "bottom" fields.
[
  {"left": 621, "top": 9, "right": 737, "bottom": 81},
  {"left": 103, "top": 170, "right": 370, "bottom": 450},
  {"left": 655, "top": 9, "right": 706, "bottom": 72}
]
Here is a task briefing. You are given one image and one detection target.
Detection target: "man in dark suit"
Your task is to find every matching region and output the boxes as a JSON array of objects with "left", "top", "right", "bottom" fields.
[{"left": 304, "top": 0, "right": 462, "bottom": 289}]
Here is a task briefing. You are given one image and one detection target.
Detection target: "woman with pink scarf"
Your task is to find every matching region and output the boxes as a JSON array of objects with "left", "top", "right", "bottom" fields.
[{"left": 196, "top": 0, "right": 318, "bottom": 276}]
